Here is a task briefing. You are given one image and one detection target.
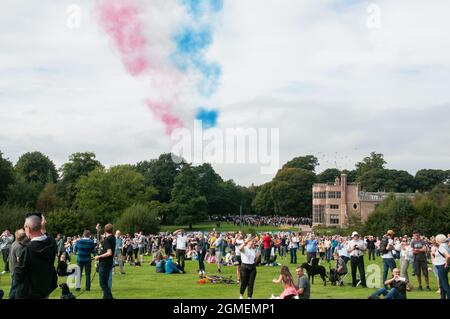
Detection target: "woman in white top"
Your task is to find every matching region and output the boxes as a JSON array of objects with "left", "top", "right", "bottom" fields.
[
  {"left": 234, "top": 233, "right": 244, "bottom": 284},
  {"left": 434, "top": 234, "right": 450, "bottom": 299},
  {"left": 239, "top": 235, "right": 257, "bottom": 299}
]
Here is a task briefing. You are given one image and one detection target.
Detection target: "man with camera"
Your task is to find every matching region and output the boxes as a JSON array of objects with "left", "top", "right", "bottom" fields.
[
  {"left": 348, "top": 231, "right": 367, "bottom": 288},
  {"left": 1, "top": 229, "right": 14, "bottom": 274},
  {"left": 380, "top": 230, "right": 397, "bottom": 286},
  {"left": 14, "top": 213, "right": 58, "bottom": 299}
]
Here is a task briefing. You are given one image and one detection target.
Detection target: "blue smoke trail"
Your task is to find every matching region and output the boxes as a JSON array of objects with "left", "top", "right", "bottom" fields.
[
  {"left": 173, "top": 0, "right": 223, "bottom": 128},
  {"left": 196, "top": 107, "right": 219, "bottom": 129}
]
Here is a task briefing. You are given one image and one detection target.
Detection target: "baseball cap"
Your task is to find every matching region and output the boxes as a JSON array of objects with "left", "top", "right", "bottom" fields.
[{"left": 351, "top": 231, "right": 359, "bottom": 237}]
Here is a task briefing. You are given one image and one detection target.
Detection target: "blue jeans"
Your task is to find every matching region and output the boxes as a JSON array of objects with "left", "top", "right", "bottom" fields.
[
  {"left": 290, "top": 248, "right": 297, "bottom": 264},
  {"left": 370, "top": 287, "right": 404, "bottom": 299},
  {"left": 383, "top": 258, "right": 397, "bottom": 285},
  {"left": 98, "top": 263, "right": 113, "bottom": 299},
  {"left": 9, "top": 278, "right": 17, "bottom": 299},
  {"left": 198, "top": 251, "right": 206, "bottom": 272},
  {"left": 436, "top": 264, "right": 450, "bottom": 299}
]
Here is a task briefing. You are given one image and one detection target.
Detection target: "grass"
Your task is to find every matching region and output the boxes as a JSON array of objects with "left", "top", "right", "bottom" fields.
[{"left": 0, "top": 252, "right": 440, "bottom": 299}]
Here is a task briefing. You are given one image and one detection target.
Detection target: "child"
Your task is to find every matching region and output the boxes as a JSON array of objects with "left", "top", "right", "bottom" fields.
[{"left": 57, "top": 254, "right": 76, "bottom": 277}]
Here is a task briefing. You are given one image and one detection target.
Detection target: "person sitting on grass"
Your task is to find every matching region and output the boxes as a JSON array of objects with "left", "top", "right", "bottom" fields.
[
  {"left": 155, "top": 255, "right": 166, "bottom": 273},
  {"left": 272, "top": 266, "right": 299, "bottom": 299},
  {"left": 165, "top": 255, "right": 183, "bottom": 274},
  {"left": 56, "top": 254, "right": 76, "bottom": 277},
  {"left": 368, "top": 268, "right": 411, "bottom": 299}
]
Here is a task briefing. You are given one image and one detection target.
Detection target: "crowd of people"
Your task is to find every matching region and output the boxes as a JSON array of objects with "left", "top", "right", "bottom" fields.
[
  {"left": 0, "top": 214, "right": 449, "bottom": 300},
  {"left": 209, "top": 215, "right": 312, "bottom": 228}
]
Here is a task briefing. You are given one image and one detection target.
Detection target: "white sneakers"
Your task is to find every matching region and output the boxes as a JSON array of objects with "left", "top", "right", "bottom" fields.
[{"left": 239, "top": 295, "right": 244, "bottom": 299}]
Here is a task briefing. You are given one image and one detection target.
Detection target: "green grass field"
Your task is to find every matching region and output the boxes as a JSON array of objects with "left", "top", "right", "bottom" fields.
[{"left": 0, "top": 251, "right": 440, "bottom": 299}]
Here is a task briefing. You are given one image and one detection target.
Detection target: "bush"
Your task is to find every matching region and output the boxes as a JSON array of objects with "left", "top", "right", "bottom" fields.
[
  {"left": 115, "top": 203, "right": 160, "bottom": 235},
  {"left": 46, "top": 208, "right": 88, "bottom": 236}
]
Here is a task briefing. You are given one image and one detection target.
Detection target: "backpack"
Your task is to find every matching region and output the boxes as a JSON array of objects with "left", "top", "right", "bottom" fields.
[{"left": 379, "top": 237, "right": 390, "bottom": 255}]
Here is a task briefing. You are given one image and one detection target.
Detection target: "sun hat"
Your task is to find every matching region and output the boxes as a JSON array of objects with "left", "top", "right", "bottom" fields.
[{"left": 351, "top": 231, "right": 359, "bottom": 238}]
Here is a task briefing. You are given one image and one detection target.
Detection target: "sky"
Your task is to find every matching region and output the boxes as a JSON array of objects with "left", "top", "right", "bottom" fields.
[{"left": 1, "top": 0, "right": 450, "bottom": 186}]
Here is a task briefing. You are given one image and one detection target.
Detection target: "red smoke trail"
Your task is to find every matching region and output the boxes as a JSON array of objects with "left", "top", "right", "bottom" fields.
[
  {"left": 146, "top": 101, "right": 184, "bottom": 134},
  {"left": 97, "top": 0, "right": 184, "bottom": 134}
]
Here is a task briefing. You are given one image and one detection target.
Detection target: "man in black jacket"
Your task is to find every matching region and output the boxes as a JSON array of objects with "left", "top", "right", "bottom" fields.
[{"left": 14, "top": 213, "right": 57, "bottom": 299}]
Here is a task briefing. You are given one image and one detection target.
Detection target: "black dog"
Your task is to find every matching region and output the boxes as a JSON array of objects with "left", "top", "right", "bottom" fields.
[
  {"left": 300, "top": 262, "right": 327, "bottom": 286},
  {"left": 60, "top": 283, "right": 76, "bottom": 299}
]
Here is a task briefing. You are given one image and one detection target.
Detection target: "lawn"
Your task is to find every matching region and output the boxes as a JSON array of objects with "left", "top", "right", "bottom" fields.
[{"left": 0, "top": 252, "right": 440, "bottom": 299}]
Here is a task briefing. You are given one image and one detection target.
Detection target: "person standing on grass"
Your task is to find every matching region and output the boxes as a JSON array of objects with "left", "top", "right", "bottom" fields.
[
  {"left": 305, "top": 233, "right": 317, "bottom": 264},
  {"left": 8, "top": 229, "right": 27, "bottom": 299},
  {"left": 410, "top": 231, "right": 431, "bottom": 291},
  {"left": 1, "top": 230, "right": 14, "bottom": 274},
  {"left": 263, "top": 233, "right": 272, "bottom": 265},
  {"left": 196, "top": 233, "right": 207, "bottom": 277},
  {"left": 94, "top": 223, "right": 116, "bottom": 299},
  {"left": 14, "top": 213, "right": 58, "bottom": 299},
  {"left": 174, "top": 229, "right": 187, "bottom": 273},
  {"left": 74, "top": 230, "right": 96, "bottom": 291},
  {"left": 289, "top": 233, "right": 299, "bottom": 264},
  {"left": 239, "top": 235, "right": 257, "bottom": 299},
  {"left": 380, "top": 230, "right": 397, "bottom": 286},
  {"left": 295, "top": 266, "right": 310, "bottom": 299},
  {"left": 400, "top": 237, "right": 413, "bottom": 283},
  {"left": 114, "top": 230, "right": 125, "bottom": 275},
  {"left": 348, "top": 231, "right": 367, "bottom": 288},
  {"left": 434, "top": 234, "right": 450, "bottom": 299},
  {"left": 366, "top": 235, "right": 376, "bottom": 261},
  {"left": 234, "top": 233, "right": 244, "bottom": 283}
]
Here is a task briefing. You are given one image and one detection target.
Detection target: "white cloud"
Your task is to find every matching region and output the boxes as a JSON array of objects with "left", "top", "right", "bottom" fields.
[{"left": 1, "top": 0, "right": 449, "bottom": 186}]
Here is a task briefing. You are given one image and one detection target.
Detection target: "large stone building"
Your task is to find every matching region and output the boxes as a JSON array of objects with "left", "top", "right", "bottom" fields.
[{"left": 312, "top": 174, "right": 415, "bottom": 227}]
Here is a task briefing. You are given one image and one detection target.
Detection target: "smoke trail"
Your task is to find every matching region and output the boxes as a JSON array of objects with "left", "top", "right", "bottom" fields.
[
  {"left": 96, "top": 0, "right": 184, "bottom": 134},
  {"left": 196, "top": 107, "right": 218, "bottom": 129},
  {"left": 175, "top": 0, "right": 223, "bottom": 127}
]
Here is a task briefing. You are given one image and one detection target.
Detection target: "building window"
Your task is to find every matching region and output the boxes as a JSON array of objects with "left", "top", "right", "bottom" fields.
[
  {"left": 313, "top": 192, "right": 326, "bottom": 199},
  {"left": 328, "top": 204, "right": 339, "bottom": 209},
  {"left": 313, "top": 205, "right": 325, "bottom": 223},
  {"left": 330, "top": 214, "right": 340, "bottom": 224},
  {"left": 327, "top": 191, "right": 341, "bottom": 199},
  {"left": 353, "top": 203, "right": 358, "bottom": 210}
]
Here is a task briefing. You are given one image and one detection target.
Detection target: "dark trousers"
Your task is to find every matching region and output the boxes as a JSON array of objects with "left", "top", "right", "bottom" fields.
[
  {"left": 240, "top": 264, "right": 257, "bottom": 298},
  {"left": 2, "top": 249, "right": 10, "bottom": 272},
  {"left": 301, "top": 245, "right": 305, "bottom": 256},
  {"left": 9, "top": 278, "right": 17, "bottom": 299},
  {"left": 176, "top": 249, "right": 186, "bottom": 271},
  {"left": 264, "top": 248, "right": 271, "bottom": 263},
  {"left": 436, "top": 264, "right": 450, "bottom": 299},
  {"left": 290, "top": 248, "right": 297, "bottom": 264},
  {"left": 78, "top": 261, "right": 92, "bottom": 290},
  {"left": 383, "top": 258, "right": 397, "bottom": 284},
  {"left": 350, "top": 256, "right": 366, "bottom": 287},
  {"left": 98, "top": 263, "right": 113, "bottom": 299},
  {"left": 306, "top": 252, "right": 316, "bottom": 264},
  {"left": 368, "top": 249, "right": 376, "bottom": 260},
  {"left": 198, "top": 251, "right": 206, "bottom": 271}
]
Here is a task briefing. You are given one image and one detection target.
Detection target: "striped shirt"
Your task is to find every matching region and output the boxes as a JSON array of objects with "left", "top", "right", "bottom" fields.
[{"left": 75, "top": 238, "right": 96, "bottom": 264}]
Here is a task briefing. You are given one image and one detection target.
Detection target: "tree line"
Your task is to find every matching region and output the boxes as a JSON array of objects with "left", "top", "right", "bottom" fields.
[{"left": 0, "top": 150, "right": 449, "bottom": 236}]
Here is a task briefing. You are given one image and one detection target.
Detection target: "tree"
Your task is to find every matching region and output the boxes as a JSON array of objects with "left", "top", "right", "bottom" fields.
[
  {"left": 355, "top": 152, "right": 386, "bottom": 179},
  {"left": 46, "top": 208, "right": 86, "bottom": 236},
  {"left": 6, "top": 174, "right": 42, "bottom": 208},
  {"left": 342, "top": 169, "right": 357, "bottom": 183},
  {"left": 359, "top": 169, "right": 415, "bottom": 193},
  {"left": 192, "top": 163, "right": 223, "bottom": 215},
  {"left": 171, "top": 165, "right": 208, "bottom": 226},
  {"left": 15, "top": 151, "right": 58, "bottom": 185},
  {"left": 36, "top": 183, "right": 62, "bottom": 213},
  {"left": 270, "top": 168, "right": 317, "bottom": 216},
  {"left": 318, "top": 168, "right": 341, "bottom": 183},
  {"left": 115, "top": 203, "right": 160, "bottom": 235},
  {"left": 0, "top": 204, "right": 28, "bottom": 233},
  {"left": 75, "top": 165, "right": 158, "bottom": 225},
  {"left": 252, "top": 182, "right": 275, "bottom": 215},
  {"left": 0, "top": 151, "right": 15, "bottom": 204},
  {"left": 282, "top": 155, "right": 319, "bottom": 172},
  {"left": 58, "top": 152, "right": 103, "bottom": 206},
  {"left": 414, "top": 169, "right": 449, "bottom": 192},
  {"left": 135, "top": 153, "right": 184, "bottom": 203}
]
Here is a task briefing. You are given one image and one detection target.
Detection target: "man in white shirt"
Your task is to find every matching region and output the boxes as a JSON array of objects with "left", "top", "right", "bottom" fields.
[
  {"left": 348, "top": 231, "right": 367, "bottom": 287},
  {"left": 174, "top": 229, "right": 187, "bottom": 273},
  {"left": 381, "top": 230, "right": 397, "bottom": 286}
]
